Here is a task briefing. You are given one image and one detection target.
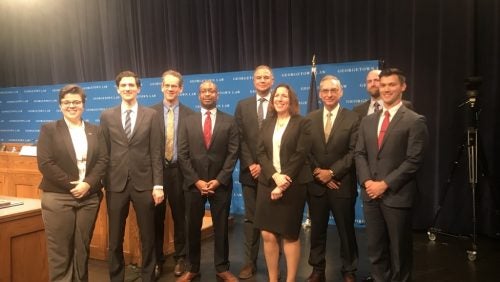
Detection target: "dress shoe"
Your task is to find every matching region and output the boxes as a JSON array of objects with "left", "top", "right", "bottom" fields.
[
  {"left": 343, "top": 272, "right": 356, "bottom": 282},
  {"left": 306, "top": 270, "right": 326, "bottom": 282},
  {"left": 238, "top": 263, "right": 256, "bottom": 279},
  {"left": 215, "top": 270, "right": 239, "bottom": 282},
  {"left": 176, "top": 271, "right": 200, "bottom": 282},
  {"left": 174, "top": 258, "right": 186, "bottom": 276},
  {"left": 361, "top": 275, "right": 374, "bottom": 282},
  {"left": 154, "top": 264, "right": 163, "bottom": 280}
]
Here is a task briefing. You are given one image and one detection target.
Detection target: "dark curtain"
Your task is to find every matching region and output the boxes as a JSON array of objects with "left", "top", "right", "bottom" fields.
[{"left": 0, "top": 0, "right": 498, "bottom": 236}]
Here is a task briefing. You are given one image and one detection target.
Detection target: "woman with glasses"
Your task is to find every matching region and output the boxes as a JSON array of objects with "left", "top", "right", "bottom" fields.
[{"left": 37, "top": 84, "right": 108, "bottom": 282}]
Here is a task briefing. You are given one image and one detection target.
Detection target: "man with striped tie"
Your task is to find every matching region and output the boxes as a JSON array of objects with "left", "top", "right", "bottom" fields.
[{"left": 100, "top": 70, "right": 164, "bottom": 282}]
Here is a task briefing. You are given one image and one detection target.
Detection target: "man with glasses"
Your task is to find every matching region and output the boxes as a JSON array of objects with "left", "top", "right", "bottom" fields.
[
  {"left": 177, "top": 80, "right": 239, "bottom": 282},
  {"left": 305, "top": 75, "right": 360, "bottom": 282},
  {"left": 151, "top": 70, "right": 194, "bottom": 279}
]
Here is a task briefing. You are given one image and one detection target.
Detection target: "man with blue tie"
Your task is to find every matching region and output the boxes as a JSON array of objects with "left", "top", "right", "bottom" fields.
[
  {"left": 355, "top": 68, "right": 428, "bottom": 282},
  {"left": 100, "top": 71, "right": 164, "bottom": 282}
]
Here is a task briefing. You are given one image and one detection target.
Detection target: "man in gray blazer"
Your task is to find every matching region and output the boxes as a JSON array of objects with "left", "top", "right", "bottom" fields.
[
  {"left": 177, "top": 80, "right": 239, "bottom": 282},
  {"left": 353, "top": 69, "right": 413, "bottom": 117},
  {"left": 100, "top": 71, "right": 164, "bottom": 282},
  {"left": 305, "top": 75, "right": 360, "bottom": 282},
  {"left": 355, "top": 68, "right": 428, "bottom": 282},
  {"left": 151, "top": 70, "right": 194, "bottom": 279},
  {"left": 234, "top": 65, "right": 274, "bottom": 279}
]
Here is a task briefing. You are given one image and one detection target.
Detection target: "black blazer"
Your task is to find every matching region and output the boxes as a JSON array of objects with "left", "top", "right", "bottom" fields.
[
  {"left": 257, "top": 115, "right": 313, "bottom": 187},
  {"left": 306, "top": 107, "right": 360, "bottom": 198},
  {"left": 100, "top": 105, "right": 163, "bottom": 192},
  {"left": 151, "top": 102, "right": 194, "bottom": 160},
  {"left": 235, "top": 95, "right": 274, "bottom": 186},
  {"left": 178, "top": 110, "right": 239, "bottom": 191},
  {"left": 37, "top": 119, "right": 108, "bottom": 195},
  {"left": 354, "top": 106, "right": 428, "bottom": 207}
]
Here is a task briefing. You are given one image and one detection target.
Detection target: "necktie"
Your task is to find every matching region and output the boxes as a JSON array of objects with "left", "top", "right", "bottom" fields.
[
  {"left": 124, "top": 109, "right": 132, "bottom": 140},
  {"left": 204, "top": 111, "right": 212, "bottom": 149},
  {"left": 373, "top": 101, "right": 381, "bottom": 113},
  {"left": 324, "top": 112, "right": 332, "bottom": 142},
  {"left": 165, "top": 107, "right": 174, "bottom": 161},
  {"left": 378, "top": 111, "right": 390, "bottom": 149},
  {"left": 257, "top": 97, "right": 266, "bottom": 128}
]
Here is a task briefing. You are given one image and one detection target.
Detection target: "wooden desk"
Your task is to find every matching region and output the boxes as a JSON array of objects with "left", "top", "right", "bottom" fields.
[
  {"left": 0, "top": 151, "right": 174, "bottom": 264},
  {"left": 0, "top": 197, "right": 49, "bottom": 282}
]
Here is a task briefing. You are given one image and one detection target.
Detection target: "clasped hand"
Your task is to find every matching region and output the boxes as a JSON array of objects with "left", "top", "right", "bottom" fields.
[{"left": 195, "top": 179, "right": 220, "bottom": 196}]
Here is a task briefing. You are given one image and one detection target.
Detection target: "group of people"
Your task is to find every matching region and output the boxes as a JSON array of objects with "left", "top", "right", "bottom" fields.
[{"left": 36, "top": 65, "right": 428, "bottom": 282}]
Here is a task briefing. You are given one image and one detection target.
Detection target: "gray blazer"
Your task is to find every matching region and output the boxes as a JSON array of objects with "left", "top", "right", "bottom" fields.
[
  {"left": 354, "top": 105, "right": 428, "bottom": 207},
  {"left": 100, "top": 105, "right": 163, "bottom": 192}
]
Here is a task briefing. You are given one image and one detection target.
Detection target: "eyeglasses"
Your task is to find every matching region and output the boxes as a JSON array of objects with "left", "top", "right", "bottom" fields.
[
  {"left": 200, "top": 88, "right": 217, "bottom": 94},
  {"left": 320, "top": 88, "right": 341, "bottom": 94},
  {"left": 61, "top": 100, "right": 83, "bottom": 107}
]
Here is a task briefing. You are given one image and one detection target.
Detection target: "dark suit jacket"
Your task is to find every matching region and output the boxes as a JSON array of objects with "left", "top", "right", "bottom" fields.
[
  {"left": 354, "top": 105, "right": 428, "bottom": 207},
  {"left": 306, "top": 108, "right": 360, "bottom": 198},
  {"left": 257, "top": 115, "right": 313, "bottom": 187},
  {"left": 235, "top": 95, "right": 274, "bottom": 186},
  {"left": 100, "top": 105, "right": 163, "bottom": 192},
  {"left": 178, "top": 110, "right": 239, "bottom": 191},
  {"left": 353, "top": 99, "right": 414, "bottom": 117},
  {"left": 151, "top": 102, "right": 194, "bottom": 160},
  {"left": 37, "top": 120, "right": 108, "bottom": 195}
]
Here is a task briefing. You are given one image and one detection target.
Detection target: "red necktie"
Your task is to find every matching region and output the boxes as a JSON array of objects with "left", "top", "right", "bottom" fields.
[
  {"left": 204, "top": 111, "right": 212, "bottom": 149},
  {"left": 378, "top": 111, "right": 390, "bottom": 149}
]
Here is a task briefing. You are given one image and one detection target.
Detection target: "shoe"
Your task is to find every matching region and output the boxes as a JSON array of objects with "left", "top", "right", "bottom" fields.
[
  {"left": 362, "top": 275, "right": 374, "bottom": 282},
  {"left": 174, "top": 258, "right": 186, "bottom": 276},
  {"left": 215, "top": 270, "right": 239, "bottom": 282},
  {"left": 176, "top": 271, "right": 200, "bottom": 282},
  {"left": 154, "top": 264, "right": 163, "bottom": 280},
  {"left": 306, "top": 270, "right": 325, "bottom": 282},
  {"left": 343, "top": 273, "right": 356, "bottom": 282},
  {"left": 238, "top": 263, "right": 256, "bottom": 279}
]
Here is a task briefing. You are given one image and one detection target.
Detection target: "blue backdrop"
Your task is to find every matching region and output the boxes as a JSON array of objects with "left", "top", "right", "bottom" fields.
[{"left": 0, "top": 60, "right": 378, "bottom": 225}]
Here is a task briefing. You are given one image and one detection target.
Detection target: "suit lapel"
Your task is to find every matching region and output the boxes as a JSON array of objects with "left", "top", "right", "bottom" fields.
[
  {"left": 327, "top": 107, "right": 344, "bottom": 144},
  {"left": 209, "top": 111, "right": 223, "bottom": 149},
  {"left": 379, "top": 108, "right": 404, "bottom": 150},
  {"left": 84, "top": 122, "right": 95, "bottom": 168},
  {"left": 130, "top": 106, "right": 145, "bottom": 141},
  {"left": 57, "top": 120, "right": 78, "bottom": 166}
]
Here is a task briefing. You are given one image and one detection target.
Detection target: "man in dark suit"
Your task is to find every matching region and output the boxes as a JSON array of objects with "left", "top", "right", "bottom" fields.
[
  {"left": 234, "top": 65, "right": 274, "bottom": 279},
  {"left": 355, "top": 68, "right": 428, "bottom": 282},
  {"left": 305, "top": 75, "right": 360, "bottom": 282},
  {"left": 151, "top": 70, "right": 194, "bottom": 279},
  {"left": 100, "top": 71, "right": 164, "bottom": 282},
  {"left": 353, "top": 69, "right": 413, "bottom": 117},
  {"left": 177, "top": 80, "right": 239, "bottom": 282}
]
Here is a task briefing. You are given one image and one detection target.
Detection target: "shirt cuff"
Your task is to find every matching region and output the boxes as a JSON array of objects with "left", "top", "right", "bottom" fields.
[{"left": 153, "top": 185, "right": 163, "bottom": 191}]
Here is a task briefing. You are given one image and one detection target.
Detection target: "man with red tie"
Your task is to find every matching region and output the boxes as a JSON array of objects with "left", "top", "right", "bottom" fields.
[
  {"left": 177, "top": 80, "right": 239, "bottom": 282},
  {"left": 355, "top": 68, "right": 428, "bottom": 282}
]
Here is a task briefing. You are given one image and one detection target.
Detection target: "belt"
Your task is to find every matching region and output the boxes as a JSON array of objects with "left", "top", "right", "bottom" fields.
[{"left": 164, "top": 159, "right": 178, "bottom": 168}]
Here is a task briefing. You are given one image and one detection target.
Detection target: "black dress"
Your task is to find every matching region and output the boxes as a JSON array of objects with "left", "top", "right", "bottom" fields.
[{"left": 254, "top": 115, "right": 313, "bottom": 240}]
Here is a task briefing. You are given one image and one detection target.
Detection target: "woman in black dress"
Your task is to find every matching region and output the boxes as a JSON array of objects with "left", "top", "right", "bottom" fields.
[{"left": 254, "top": 83, "right": 312, "bottom": 282}]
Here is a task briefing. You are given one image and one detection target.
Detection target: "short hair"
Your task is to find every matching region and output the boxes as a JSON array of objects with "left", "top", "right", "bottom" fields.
[
  {"left": 199, "top": 80, "right": 218, "bottom": 92},
  {"left": 254, "top": 65, "right": 274, "bottom": 77},
  {"left": 269, "top": 83, "right": 300, "bottom": 116},
  {"left": 162, "top": 69, "right": 183, "bottom": 87},
  {"left": 379, "top": 68, "right": 406, "bottom": 84},
  {"left": 115, "top": 70, "right": 141, "bottom": 87},
  {"left": 58, "top": 84, "right": 86, "bottom": 105},
  {"left": 319, "top": 75, "right": 343, "bottom": 90}
]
